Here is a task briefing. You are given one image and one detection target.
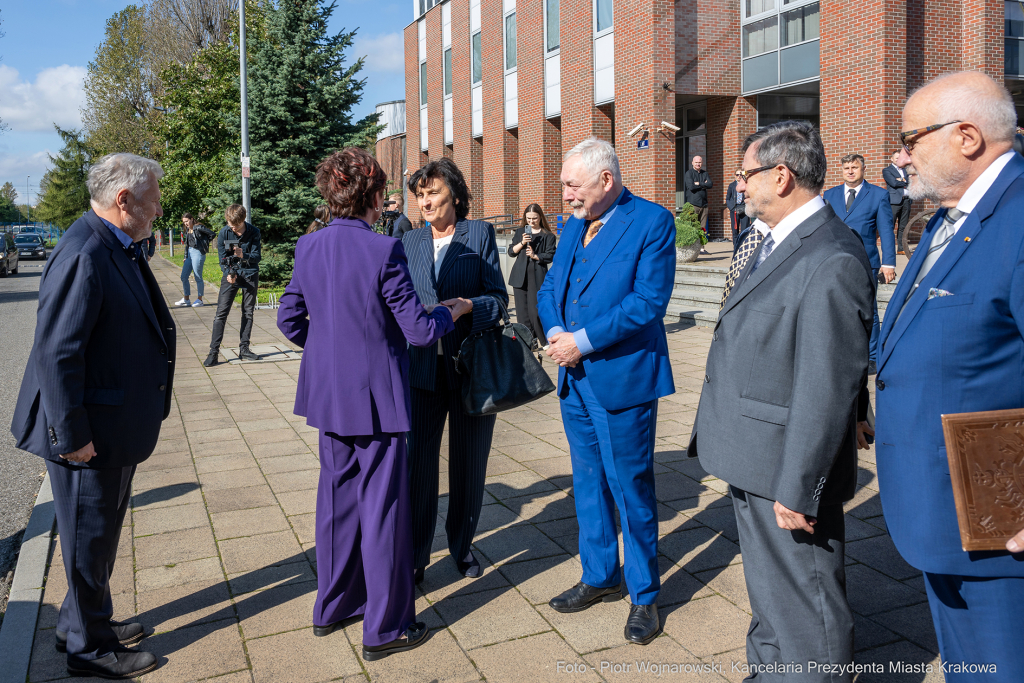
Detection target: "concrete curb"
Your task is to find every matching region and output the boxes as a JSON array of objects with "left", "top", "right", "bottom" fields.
[{"left": 0, "top": 473, "right": 55, "bottom": 683}]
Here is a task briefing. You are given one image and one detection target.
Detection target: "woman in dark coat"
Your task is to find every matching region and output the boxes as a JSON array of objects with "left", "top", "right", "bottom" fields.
[
  {"left": 401, "top": 158, "right": 508, "bottom": 583},
  {"left": 277, "top": 148, "right": 470, "bottom": 661},
  {"left": 508, "top": 203, "right": 557, "bottom": 349}
]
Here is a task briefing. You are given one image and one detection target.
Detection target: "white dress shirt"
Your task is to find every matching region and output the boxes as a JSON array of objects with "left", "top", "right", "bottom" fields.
[
  {"left": 947, "top": 150, "right": 1015, "bottom": 234},
  {"left": 891, "top": 164, "right": 909, "bottom": 197},
  {"left": 763, "top": 195, "right": 826, "bottom": 249}
]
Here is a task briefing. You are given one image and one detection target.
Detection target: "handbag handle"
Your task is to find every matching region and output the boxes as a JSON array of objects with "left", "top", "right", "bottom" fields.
[{"left": 494, "top": 297, "right": 511, "bottom": 327}]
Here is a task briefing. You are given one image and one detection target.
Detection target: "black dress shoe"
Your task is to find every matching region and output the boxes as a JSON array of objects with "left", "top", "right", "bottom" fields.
[
  {"left": 67, "top": 646, "right": 158, "bottom": 679},
  {"left": 57, "top": 620, "right": 147, "bottom": 653},
  {"left": 455, "top": 552, "right": 481, "bottom": 578},
  {"left": 203, "top": 351, "right": 219, "bottom": 367},
  {"left": 313, "top": 622, "right": 341, "bottom": 637},
  {"left": 238, "top": 347, "right": 260, "bottom": 361},
  {"left": 414, "top": 567, "right": 425, "bottom": 585},
  {"left": 549, "top": 581, "right": 623, "bottom": 613},
  {"left": 361, "top": 622, "right": 429, "bottom": 661},
  {"left": 624, "top": 603, "right": 660, "bottom": 645}
]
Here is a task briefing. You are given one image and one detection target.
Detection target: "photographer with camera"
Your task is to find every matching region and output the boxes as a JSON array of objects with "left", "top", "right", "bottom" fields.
[
  {"left": 387, "top": 192, "right": 413, "bottom": 239},
  {"left": 204, "top": 204, "right": 262, "bottom": 366}
]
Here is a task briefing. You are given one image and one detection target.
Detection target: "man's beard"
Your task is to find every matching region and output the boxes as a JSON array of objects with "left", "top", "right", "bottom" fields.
[
  {"left": 123, "top": 204, "right": 153, "bottom": 243},
  {"left": 744, "top": 194, "right": 762, "bottom": 221},
  {"left": 907, "top": 161, "right": 969, "bottom": 204},
  {"left": 570, "top": 201, "right": 587, "bottom": 220}
]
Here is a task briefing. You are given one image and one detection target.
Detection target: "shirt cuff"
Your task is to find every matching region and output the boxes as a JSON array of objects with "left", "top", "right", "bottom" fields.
[
  {"left": 546, "top": 326, "right": 566, "bottom": 339},
  {"left": 573, "top": 329, "right": 594, "bottom": 356}
]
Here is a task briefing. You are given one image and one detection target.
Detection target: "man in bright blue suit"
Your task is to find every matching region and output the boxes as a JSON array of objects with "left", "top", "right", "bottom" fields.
[
  {"left": 538, "top": 137, "right": 676, "bottom": 646},
  {"left": 823, "top": 153, "right": 895, "bottom": 369},
  {"left": 876, "top": 71, "right": 1024, "bottom": 680}
]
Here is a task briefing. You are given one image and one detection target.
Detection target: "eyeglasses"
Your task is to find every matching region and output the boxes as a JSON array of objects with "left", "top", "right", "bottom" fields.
[
  {"left": 899, "top": 121, "right": 962, "bottom": 153},
  {"left": 737, "top": 164, "right": 795, "bottom": 181}
]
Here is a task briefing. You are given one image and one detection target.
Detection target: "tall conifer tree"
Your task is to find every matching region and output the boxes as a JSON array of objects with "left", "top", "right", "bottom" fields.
[{"left": 35, "top": 127, "right": 94, "bottom": 229}]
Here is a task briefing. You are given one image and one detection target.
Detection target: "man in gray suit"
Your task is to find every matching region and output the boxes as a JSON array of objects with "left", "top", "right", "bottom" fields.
[{"left": 687, "top": 120, "right": 874, "bottom": 680}]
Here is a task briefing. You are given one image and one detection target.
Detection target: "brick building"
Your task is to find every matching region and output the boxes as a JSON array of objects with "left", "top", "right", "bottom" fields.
[{"left": 377, "top": 0, "right": 1024, "bottom": 237}]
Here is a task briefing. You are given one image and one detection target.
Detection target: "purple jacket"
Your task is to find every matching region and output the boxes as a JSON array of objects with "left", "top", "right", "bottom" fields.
[{"left": 277, "top": 217, "right": 454, "bottom": 436}]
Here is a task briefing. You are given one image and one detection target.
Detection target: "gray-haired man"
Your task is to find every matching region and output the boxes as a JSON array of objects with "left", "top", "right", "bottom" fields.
[
  {"left": 11, "top": 153, "right": 173, "bottom": 679},
  {"left": 688, "top": 121, "right": 874, "bottom": 680}
]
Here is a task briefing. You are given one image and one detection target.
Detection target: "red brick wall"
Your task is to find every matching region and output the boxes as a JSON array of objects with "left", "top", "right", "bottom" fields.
[
  {"left": 962, "top": 0, "right": 1004, "bottom": 76},
  {"left": 404, "top": 23, "right": 422, "bottom": 223},
  {"left": 674, "top": 0, "right": 741, "bottom": 95},
  {"left": 706, "top": 95, "right": 756, "bottom": 238},
  {"left": 374, "top": 135, "right": 406, "bottom": 193},
  {"left": 560, "top": 0, "right": 610, "bottom": 151},
  {"left": 481, "top": 0, "right": 518, "bottom": 218},
  {"left": 426, "top": 8, "right": 445, "bottom": 162},
  {"left": 450, "top": 0, "right": 484, "bottom": 218}
]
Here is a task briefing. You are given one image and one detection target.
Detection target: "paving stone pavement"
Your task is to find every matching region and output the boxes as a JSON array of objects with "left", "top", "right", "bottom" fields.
[{"left": 25, "top": 256, "right": 944, "bottom": 682}]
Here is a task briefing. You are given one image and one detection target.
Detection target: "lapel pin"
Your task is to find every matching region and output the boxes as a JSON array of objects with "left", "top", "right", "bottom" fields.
[{"left": 964, "top": 236, "right": 971, "bottom": 242}]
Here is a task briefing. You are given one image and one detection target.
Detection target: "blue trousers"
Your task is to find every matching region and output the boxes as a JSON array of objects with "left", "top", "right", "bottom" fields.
[
  {"left": 560, "top": 368, "right": 660, "bottom": 605},
  {"left": 869, "top": 268, "right": 880, "bottom": 362},
  {"left": 46, "top": 460, "right": 135, "bottom": 660},
  {"left": 180, "top": 247, "right": 206, "bottom": 298},
  {"left": 924, "top": 572, "right": 1024, "bottom": 682}
]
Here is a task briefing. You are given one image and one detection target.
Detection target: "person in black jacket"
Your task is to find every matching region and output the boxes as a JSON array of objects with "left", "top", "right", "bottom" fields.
[
  {"left": 725, "top": 170, "right": 750, "bottom": 252},
  {"left": 683, "top": 156, "right": 713, "bottom": 252},
  {"left": 508, "top": 203, "right": 557, "bottom": 351},
  {"left": 11, "top": 153, "right": 173, "bottom": 679},
  {"left": 389, "top": 192, "right": 414, "bottom": 240},
  {"left": 881, "top": 151, "right": 912, "bottom": 254},
  {"left": 204, "top": 204, "right": 262, "bottom": 366},
  {"left": 174, "top": 212, "right": 216, "bottom": 307}
]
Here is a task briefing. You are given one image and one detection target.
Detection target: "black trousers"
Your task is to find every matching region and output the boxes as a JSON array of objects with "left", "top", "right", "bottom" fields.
[
  {"left": 730, "top": 211, "right": 751, "bottom": 252},
  {"left": 209, "top": 273, "right": 258, "bottom": 352},
  {"left": 47, "top": 460, "right": 135, "bottom": 660},
  {"left": 408, "top": 363, "right": 496, "bottom": 569},
  {"left": 512, "top": 263, "right": 545, "bottom": 345},
  {"left": 893, "top": 198, "right": 912, "bottom": 250}
]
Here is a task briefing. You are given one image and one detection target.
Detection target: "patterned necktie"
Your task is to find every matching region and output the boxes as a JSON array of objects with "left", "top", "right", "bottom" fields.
[
  {"left": 721, "top": 228, "right": 764, "bottom": 308},
  {"left": 846, "top": 188, "right": 856, "bottom": 211},
  {"left": 898, "top": 208, "right": 967, "bottom": 319},
  {"left": 583, "top": 220, "right": 603, "bottom": 248}
]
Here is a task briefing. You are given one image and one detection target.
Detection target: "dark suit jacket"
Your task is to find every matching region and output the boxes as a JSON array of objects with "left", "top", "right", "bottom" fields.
[
  {"left": 882, "top": 164, "right": 910, "bottom": 205},
  {"left": 507, "top": 227, "right": 556, "bottom": 290},
  {"left": 392, "top": 213, "right": 413, "bottom": 241},
  {"left": 276, "top": 217, "right": 454, "bottom": 436},
  {"left": 725, "top": 181, "right": 745, "bottom": 213},
  {"left": 687, "top": 204, "right": 874, "bottom": 516},
  {"left": 11, "top": 211, "right": 176, "bottom": 468},
  {"left": 876, "top": 153, "right": 1024, "bottom": 577},
  {"left": 402, "top": 220, "right": 508, "bottom": 392},
  {"left": 823, "top": 181, "right": 896, "bottom": 270},
  {"left": 683, "top": 168, "right": 712, "bottom": 207}
]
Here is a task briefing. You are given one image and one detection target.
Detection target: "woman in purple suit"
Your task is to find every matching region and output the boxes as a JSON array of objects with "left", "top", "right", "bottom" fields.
[{"left": 277, "top": 148, "right": 471, "bottom": 661}]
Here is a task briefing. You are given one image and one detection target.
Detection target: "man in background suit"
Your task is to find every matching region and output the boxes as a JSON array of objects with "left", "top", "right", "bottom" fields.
[
  {"left": 683, "top": 155, "right": 713, "bottom": 247},
  {"left": 688, "top": 121, "right": 874, "bottom": 680},
  {"left": 824, "top": 153, "right": 895, "bottom": 372},
  {"left": 726, "top": 170, "right": 750, "bottom": 252},
  {"left": 538, "top": 137, "right": 676, "bottom": 645},
  {"left": 876, "top": 71, "right": 1024, "bottom": 678},
  {"left": 882, "top": 150, "right": 912, "bottom": 254},
  {"left": 388, "top": 192, "right": 414, "bottom": 240},
  {"left": 11, "top": 154, "right": 174, "bottom": 679}
]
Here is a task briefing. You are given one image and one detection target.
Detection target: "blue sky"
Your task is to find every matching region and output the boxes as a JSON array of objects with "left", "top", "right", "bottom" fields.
[{"left": 0, "top": 0, "right": 409, "bottom": 205}]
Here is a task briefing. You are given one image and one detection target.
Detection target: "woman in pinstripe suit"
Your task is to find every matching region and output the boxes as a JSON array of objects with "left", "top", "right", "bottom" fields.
[{"left": 402, "top": 158, "right": 508, "bottom": 583}]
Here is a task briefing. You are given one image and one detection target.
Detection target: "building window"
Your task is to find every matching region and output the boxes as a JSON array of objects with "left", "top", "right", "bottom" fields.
[
  {"left": 444, "top": 48, "right": 452, "bottom": 96},
  {"left": 505, "top": 13, "right": 517, "bottom": 70},
  {"left": 743, "top": 16, "right": 778, "bottom": 58},
  {"left": 472, "top": 31, "right": 482, "bottom": 84},
  {"left": 546, "top": 0, "right": 559, "bottom": 52},
  {"left": 595, "top": 0, "right": 613, "bottom": 33},
  {"left": 745, "top": 0, "right": 775, "bottom": 18},
  {"left": 420, "top": 61, "right": 427, "bottom": 106},
  {"left": 757, "top": 94, "right": 819, "bottom": 128},
  {"left": 781, "top": 2, "right": 819, "bottom": 46}
]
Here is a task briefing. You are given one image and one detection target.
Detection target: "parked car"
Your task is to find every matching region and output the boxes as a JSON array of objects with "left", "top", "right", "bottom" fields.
[
  {"left": 1, "top": 232, "right": 19, "bottom": 276},
  {"left": 14, "top": 232, "right": 47, "bottom": 260}
]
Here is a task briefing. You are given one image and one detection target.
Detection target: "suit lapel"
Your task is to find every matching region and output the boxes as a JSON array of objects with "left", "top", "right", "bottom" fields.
[
  {"left": 417, "top": 226, "right": 438, "bottom": 299},
  {"left": 555, "top": 217, "right": 585, "bottom": 314},
  {"left": 436, "top": 221, "right": 470, "bottom": 287},
  {"left": 578, "top": 192, "right": 635, "bottom": 293}
]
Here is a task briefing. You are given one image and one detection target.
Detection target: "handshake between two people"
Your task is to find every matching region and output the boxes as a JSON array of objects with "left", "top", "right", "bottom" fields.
[{"left": 424, "top": 298, "right": 474, "bottom": 322}]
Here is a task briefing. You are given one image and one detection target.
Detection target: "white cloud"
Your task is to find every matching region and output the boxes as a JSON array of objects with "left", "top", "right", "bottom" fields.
[
  {"left": 0, "top": 64, "right": 87, "bottom": 133},
  {"left": 351, "top": 32, "right": 405, "bottom": 74},
  {"left": 0, "top": 149, "right": 56, "bottom": 204}
]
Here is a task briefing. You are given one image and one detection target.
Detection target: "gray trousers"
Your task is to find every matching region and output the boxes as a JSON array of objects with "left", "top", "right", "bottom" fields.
[{"left": 731, "top": 487, "right": 853, "bottom": 682}]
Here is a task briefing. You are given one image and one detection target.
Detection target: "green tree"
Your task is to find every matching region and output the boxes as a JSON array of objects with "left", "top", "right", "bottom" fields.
[
  {"left": 212, "top": 0, "right": 381, "bottom": 244},
  {"left": 0, "top": 182, "right": 17, "bottom": 204},
  {"left": 35, "top": 127, "right": 94, "bottom": 229}
]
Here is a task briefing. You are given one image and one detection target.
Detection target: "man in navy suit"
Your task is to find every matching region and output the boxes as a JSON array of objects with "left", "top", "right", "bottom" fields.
[
  {"left": 538, "top": 137, "right": 676, "bottom": 645},
  {"left": 11, "top": 154, "right": 174, "bottom": 679},
  {"left": 823, "top": 154, "right": 895, "bottom": 370},
  {"left": 882, "top": 150, "right": 913, "bottom": 254},
  {"left": 876, "top": 71, "right": 1024, "bottom": 678}
]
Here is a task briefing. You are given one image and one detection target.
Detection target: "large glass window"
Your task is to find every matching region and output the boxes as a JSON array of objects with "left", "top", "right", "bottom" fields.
[
  {"left": 444, "top": 49, "right": 452, "bottom": 96},
  {"left": 1009, "top": 0, "right": 1024, "bottom": 36},
  {"left": 743, "top": 16, "right": 778, "bottom": 57},
  {"left": 472, "top": 31, "right": 482, "bottom": 83},
  {"left": 745, "top": 0, "right": 775, "bottom": 18},
  {"left": 546, "top": 0, "right": 560, "bottom": 52},
  {"left": 781, "top": 2, "right": 819, "bottom": 46},
  {"left": 595, "top": 0, "right": 613, "bottom": 32},
  {"left": 420, "top": 62, "right": 427, "bottom": 106},
  {"left": 505, "top": 13, "right": 517, "bottom": 70},
  {"left": 757, "top": 94, "right": 819, "bottom": 128}
]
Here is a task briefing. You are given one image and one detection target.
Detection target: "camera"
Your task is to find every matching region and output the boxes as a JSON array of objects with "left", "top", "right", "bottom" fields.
[
  {"left": 376, "top": 200, "right": 402, "bottom": 237},
  {"left": 223, "top": 237, "right": 241, "bottom": 277}
]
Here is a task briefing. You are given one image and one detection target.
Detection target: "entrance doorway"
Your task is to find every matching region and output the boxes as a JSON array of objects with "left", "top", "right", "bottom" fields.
[{"left": 675, "top": 101, "right": 707, "bottom": 210}]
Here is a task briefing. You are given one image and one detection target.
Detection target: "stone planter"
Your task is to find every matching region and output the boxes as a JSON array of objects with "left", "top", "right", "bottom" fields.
[{"left": 676, "top": 243, "right": 701, "bottom": 263}]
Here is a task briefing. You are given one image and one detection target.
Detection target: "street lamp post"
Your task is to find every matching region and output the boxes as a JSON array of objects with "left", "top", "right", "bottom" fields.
[
  {"left": 239, "top": 0, "right": 251, "bottom": 220},
  {"left": 26, "top": 176, "right": 30, "bottom": 223}
]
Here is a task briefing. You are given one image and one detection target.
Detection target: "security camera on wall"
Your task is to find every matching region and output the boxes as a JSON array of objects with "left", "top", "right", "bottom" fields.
[
  {"left": 659, "top": 121, "right": 681, "bottom": 133},
  {"left": 627, "top": 122, "right": 646, "bottom": 137}
]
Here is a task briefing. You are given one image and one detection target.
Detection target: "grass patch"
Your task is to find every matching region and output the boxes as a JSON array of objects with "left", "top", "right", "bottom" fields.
[{"left": 157, "top": 247, "right": 285, "bottom": 304}]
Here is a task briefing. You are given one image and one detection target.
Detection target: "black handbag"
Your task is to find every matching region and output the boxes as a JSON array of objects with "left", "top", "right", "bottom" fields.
[{"left": 454, "top": 301, "right": 556, "bottom": 416}]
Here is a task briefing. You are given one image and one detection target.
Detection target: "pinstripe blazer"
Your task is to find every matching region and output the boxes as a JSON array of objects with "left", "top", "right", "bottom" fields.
[
  {"left": 402, "top": 219, "right": 508, "bottom": 392},
  {"left": 11, "top": 211, "right": 177, "bottom": 467}
]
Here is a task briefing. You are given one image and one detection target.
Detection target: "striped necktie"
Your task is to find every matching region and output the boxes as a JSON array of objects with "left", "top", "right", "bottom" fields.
[
  {"left": 895, "top": 208, "right": 967, "bottom": 322},
  {"left": 721, "top": 228, "right": 764, "bottom": 308}
]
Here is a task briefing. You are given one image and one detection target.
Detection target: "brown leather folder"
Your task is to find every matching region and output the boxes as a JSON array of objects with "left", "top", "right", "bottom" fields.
[{"left": 941, "top": 408, "right": 1024, "bottom": 551}]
